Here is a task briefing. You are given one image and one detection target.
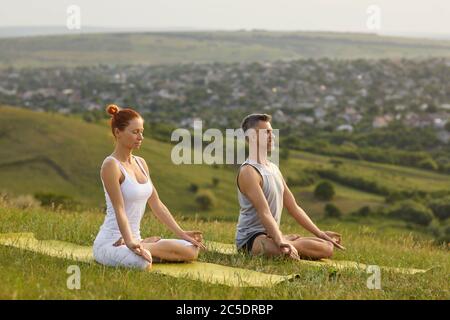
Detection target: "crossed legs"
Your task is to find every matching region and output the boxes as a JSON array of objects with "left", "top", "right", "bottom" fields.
[
  {"left": 142, "top": 240, "right": 199, "bottom": 262},
  {"left": 251, "top": 234, "right": 334, "bottom": 260}
]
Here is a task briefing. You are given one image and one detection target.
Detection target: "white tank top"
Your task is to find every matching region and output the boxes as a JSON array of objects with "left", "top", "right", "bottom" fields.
[{"left": 97, "top": 155, "right": 153, "bottom": 239}]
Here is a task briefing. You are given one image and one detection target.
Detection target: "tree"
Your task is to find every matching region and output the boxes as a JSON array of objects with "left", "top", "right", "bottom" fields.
[
  {"left": 418, "top": 158, "right": 438, "bottom": 171},
  {"left": 428, "top": 197, "right": 450, "bottom": 221},
  {"left": 324, "top": 203, "right": 342, "bottom": 218},
  {"left": 188, "top": 183, "right": 199, "bottom": 193},
  {"left": 195, "top": 190, "right": 217, "bottom": 210},
  {"left": 280, "top": 148, "right": 290, "bottom": 160},
  {"left": 445, "top": 121, "right": 450, "bottom": 132},
  {"left": 212, "top": 177, "right": 220, "bottom": 188},
  {"left": 314, "top": 181, "right": 335, "bottom": 201},
  {"left": 387, "top": 200, "right": 434, "bottom": 226}
]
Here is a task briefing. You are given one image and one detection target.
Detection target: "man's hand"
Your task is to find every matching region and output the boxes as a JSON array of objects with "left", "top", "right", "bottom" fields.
[
  {"left": 318, "top": 231, "right": 345, "bottom": 250},
  {"left": 284, "top": 234, "right": 301, "bottom": 241},
  {"left": 278, "top": 241, "right": 300, "bottom": 260},
  {"left": 324, "top": 231, "right": 342, "bottom": 244},
  {"left": 141, "top": 236, "right": 161, "bottom": 243}
]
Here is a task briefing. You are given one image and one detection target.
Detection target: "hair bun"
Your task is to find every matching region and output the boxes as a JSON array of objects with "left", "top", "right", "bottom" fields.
[{"left": 106, "top": 104, "right": 120, "bottom": 116}]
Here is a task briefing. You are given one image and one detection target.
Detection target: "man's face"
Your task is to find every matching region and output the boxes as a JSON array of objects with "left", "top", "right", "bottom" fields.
[{"left": 249, "top": 120, "right": 275, "bottom": 152}]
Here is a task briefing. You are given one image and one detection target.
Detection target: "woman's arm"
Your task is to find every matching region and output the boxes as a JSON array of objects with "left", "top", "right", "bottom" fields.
[
  {"left": 138, "top": 157, "right": 205, "bottom": 249},
  {"left": 147, "top": 187, "right": 205, "bottom": 249},
  {"left": 147, "top": 188, "right": 184, "bottom": 236},
  {"left": 101, "top": 160, "right": 135, "bottom": 244}
]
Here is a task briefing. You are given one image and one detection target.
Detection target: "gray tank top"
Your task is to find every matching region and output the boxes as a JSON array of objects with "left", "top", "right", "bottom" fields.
[{"left": 235, "top": 159, "right": 285, "bottom": 249}]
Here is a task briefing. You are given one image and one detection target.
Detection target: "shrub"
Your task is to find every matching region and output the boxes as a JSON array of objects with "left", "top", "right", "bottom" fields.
[
  {"left": 212, "top": 177, "right": 220, "bottom": 188},
  {"left": 33, "top": 192, "right": 78, "bottom": 209},
  {"left": 428, "top": 218, "right": 450, "bottom": 245},
  {"left": 195, "top": 190, "right": 217, "bottom": 210},
  {"left": 314, "top": 181, "right": 335, "bottom": 201},
  {"left": 385, "top": 190, "right": 426, "bottom": 204},
  {"left": 286, "top": 172, "right": 317, "bottom": 187},
  {"left": 387, "top": 200, "right": 434, "bottom": 226},
  {"left": 352, "top": 206, "right": 372, "bottom": 217},
  {"left": 188, "top": 183, "right": 199, "bottom": 193},
  {"left": 324, "top": 203, "right": 342, "bottom": 218},
  {"left": 314, "top": 169, "right": 389, "bottom": 196},
  {"left": 428, "top": 197, "right": 450, "bottom": 221},
  {"left": 418, "top": 158, "right": 438, "bottom": 171},
  {"left": 9, "top": 194, "right": 41, "bottom": 209},
  {"left": 437, "top": 219, "right": 450, "bottom": 244},
  {"left": 445, "top": 121, "right": 450, "bottom": 132},
  {"left": 329, "top": 159, "right": 343, "bottom": 168},
  {"left": 280, "top": 148, "right": 290, "bottom": 160}
]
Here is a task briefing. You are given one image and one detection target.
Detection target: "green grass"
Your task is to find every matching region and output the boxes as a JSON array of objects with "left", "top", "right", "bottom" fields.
[
  {"left": 2, "top": 31, "right": 450, "bottom": 68},
  {"left": 1, "top": 106, "right": 449, "bottom": 299},
  {"left": 0, "top": 204, "right": 448, "bottom": 299}
]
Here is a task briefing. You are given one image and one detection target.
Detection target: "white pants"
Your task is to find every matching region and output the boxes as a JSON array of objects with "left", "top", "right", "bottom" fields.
[{"left": 93, "top": 231, "right": 193, "bottom": 270}]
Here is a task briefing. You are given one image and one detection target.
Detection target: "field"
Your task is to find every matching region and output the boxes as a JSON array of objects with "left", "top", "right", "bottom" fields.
[
  {"left": 0, "top": 204, "right": 448, "bottom": 299},
  {"left": 0, "top": 105, "right": 449, "bottom": 299}
]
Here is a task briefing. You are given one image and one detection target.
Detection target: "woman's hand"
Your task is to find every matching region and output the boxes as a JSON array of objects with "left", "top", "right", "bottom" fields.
[
  {"left": 317, "top": 231, "right": 345, "bottom": 250},
  {"left": 179, "top": 230, "right": 206, "bottom": 250},
  {"left": 113, "top": 237, "right": 125, "bottom": 247},
  {"left": 124, "top": 238, "right": 153, "bottom": 264}
]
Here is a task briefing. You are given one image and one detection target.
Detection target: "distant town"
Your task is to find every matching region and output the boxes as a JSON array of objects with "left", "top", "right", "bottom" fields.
[{"left": 0, "top": 58, "right": 449, "bottom": 143}]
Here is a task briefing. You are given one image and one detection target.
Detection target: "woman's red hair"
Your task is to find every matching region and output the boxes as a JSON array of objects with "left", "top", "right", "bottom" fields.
[{"left": 106, "top": 104, "right": 142, "bottom": 137}]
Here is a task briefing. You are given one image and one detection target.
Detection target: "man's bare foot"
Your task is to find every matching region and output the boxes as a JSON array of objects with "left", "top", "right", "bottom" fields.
[{"left": 141, "top": 236, "right": 161, "bottom": 243}]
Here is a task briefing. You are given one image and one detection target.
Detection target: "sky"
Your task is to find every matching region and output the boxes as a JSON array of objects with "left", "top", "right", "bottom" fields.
[{"left": 0, "top": 0, "right": 449, "bottom": 36}]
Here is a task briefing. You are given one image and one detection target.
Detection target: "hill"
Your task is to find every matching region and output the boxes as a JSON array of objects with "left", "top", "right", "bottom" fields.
[
  {"left": 2, "top": 105, "right": 450, "bottom": 221},
  {"left": 2, "top": 31, "right": 450, "bottom": 68}
]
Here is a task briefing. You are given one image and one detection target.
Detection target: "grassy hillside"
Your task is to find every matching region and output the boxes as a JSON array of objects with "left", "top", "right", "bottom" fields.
[
  {"left": 0, "top": 105, "right": 239, "bottom": 219},
  {"left": 2, "top": 105, "right": 450, "bottom": 220},
  {"left": 0, "top": 204, "right": 448, "bottom": 299},
  {"left": 0, "top": 106, "right": 448, "bottom": 299},
  {"left": 2, "top": 31, "right": 450, "bottom": 68}
]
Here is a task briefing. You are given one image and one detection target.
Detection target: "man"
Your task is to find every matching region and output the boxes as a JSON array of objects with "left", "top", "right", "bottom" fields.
[{"left": 235, "top": 114, "right": 345, "bottom": 260}]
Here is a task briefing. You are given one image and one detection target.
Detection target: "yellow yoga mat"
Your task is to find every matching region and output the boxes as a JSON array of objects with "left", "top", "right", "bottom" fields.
[
  {"left": 207, "top": 241, "right": 432, "bottom": 275},
  {"left": 0, "top": 233, "right": 297, "bottom": 287}
]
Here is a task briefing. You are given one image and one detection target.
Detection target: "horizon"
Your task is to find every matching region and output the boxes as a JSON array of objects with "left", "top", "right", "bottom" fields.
[
  {"left": 1, "top": 25, "right": 449, "bottom": 41},
  {"left": 0, "top": 0, "right": 449, "bottom": 40}
]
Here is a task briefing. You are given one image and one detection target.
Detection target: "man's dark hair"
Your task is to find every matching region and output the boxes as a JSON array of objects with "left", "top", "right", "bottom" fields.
[{"left": 241, "top": 113, "right": 272, "bottom": 133}]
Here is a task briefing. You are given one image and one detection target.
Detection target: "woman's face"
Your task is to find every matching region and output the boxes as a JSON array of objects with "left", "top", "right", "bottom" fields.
[{"left": 115, "top": 117, "right": 144, "bottom": 149}]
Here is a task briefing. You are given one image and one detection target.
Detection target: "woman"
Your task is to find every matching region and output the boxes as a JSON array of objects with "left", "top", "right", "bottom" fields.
[{"left": 93, "top": 104, "right": 206, "bottom": 270}]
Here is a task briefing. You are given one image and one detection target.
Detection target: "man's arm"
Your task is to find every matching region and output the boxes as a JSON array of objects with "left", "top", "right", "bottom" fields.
[
  {"left": 282, "top": 178, "right": 345, "bottom": 249},
  {"left": 282, "top": 178, "right": 323, "bottom": 236},
  {"left": 238, "top": 165, "right": 284, "bottom": 246}
]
